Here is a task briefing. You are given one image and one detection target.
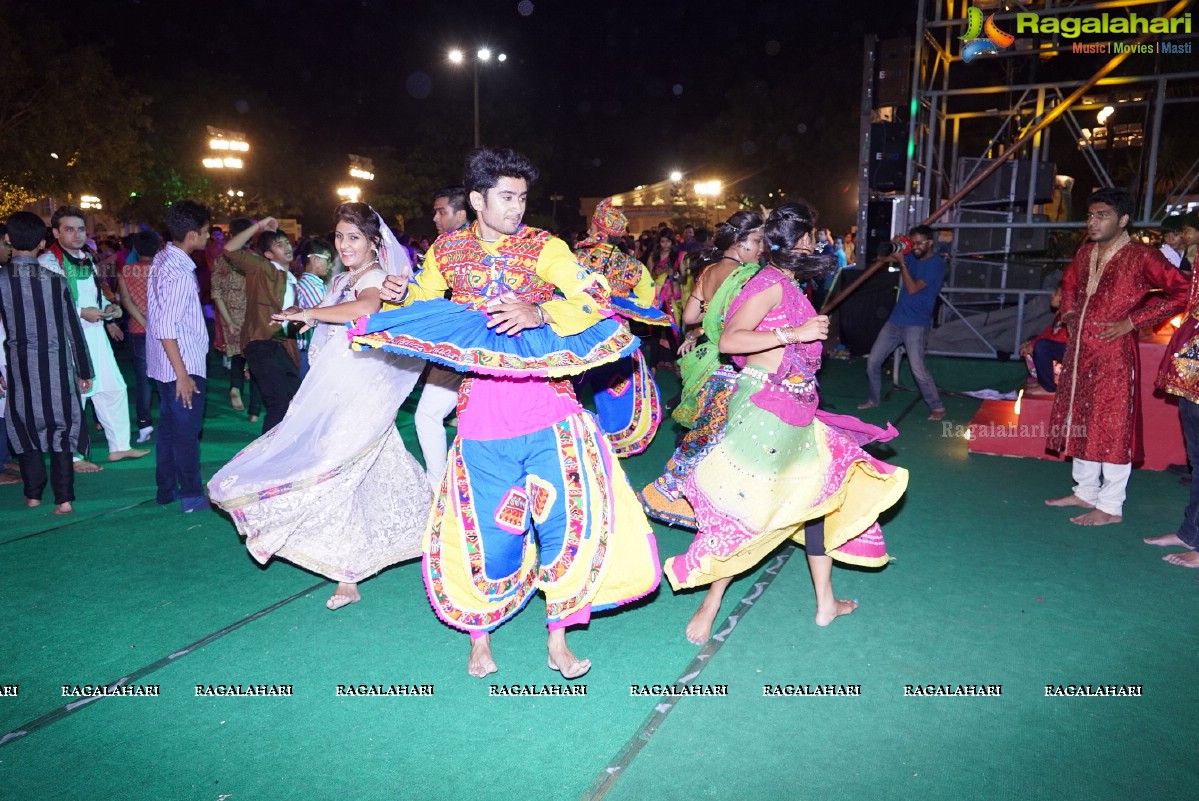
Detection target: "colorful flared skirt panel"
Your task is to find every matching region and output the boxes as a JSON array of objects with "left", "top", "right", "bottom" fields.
[
  {"left": 351, "top": 298, "right": 639, "bottom": 378},
  {"left": 638, "top": 365, "right": 738, "bottom": 528},
  {"left": 588, "top": 349, "right": 662, "bottom": 456},
  {"left": 610, "top": 295, "right": 672, "bottom": 326},
  {"left": 665, "top": 372, "right": 909, "bottom": 590}
]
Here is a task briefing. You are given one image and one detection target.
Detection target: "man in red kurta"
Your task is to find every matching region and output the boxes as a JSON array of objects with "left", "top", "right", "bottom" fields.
[{"left": 1045, "top": 188, "right": 1189, "bottom": 525}]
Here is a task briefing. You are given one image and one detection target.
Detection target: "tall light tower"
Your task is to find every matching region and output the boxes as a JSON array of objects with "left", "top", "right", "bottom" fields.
[
  {"left": 448, "top": 47, "right": 507, "bottom": 148},
  {"left": 338, "top": 154, "right": 375, "bottom": 204},
  {"left": 203, "top": 126, "right": 249, "bottom": 212}
]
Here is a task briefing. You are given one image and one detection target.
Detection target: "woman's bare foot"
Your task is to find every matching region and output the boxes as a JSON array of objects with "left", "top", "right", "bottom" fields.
[
  {"left": 25, "top": 498, "right": 41, "bottom": 508},
  {"left": 73, "top": 460, "right": 103, "bottom": 473},
  {"left": 547, "top": 630, "right": 591, "bottom": 679},
  {"left": 1070, "top": 509, "right": 1121, "bottom": 526},
  {"left": 1045, "top": 494, "right": 1094, "bottom": 508},
  {"left": 857, "top": 401, "right": 878, "bottom": 410},
  {"left": 229, "top": 387, "right": 245, "bottom": 411},
  {"left": 685, "top": 601, "right": 722, "bottom": 645},
  {"left": 53, "top": 502, "right": 74, "bottom": 515},
  {"left": 1144, "top": 533, "right": 1185, "bottom": 547},
  {"left": 815, "top": 598, "right": 858, "bottom": 626},
  {"left": 1163, "top": 551, "right": 1199, "bottom": 567},
  {"left": 685, "top": 578, "right": 731, "bottom": 645},
  {"left": 468, "top": 634, "right": 498, "bottom": 678},
  {"left": 325, "top": 582, "right": 360, "bottom": 610}
]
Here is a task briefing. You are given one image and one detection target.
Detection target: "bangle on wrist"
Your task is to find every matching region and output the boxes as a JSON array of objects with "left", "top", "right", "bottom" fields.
[
  {"left": 774, "top": 327, "right": 788, "bottom": 346},
  {"left": 536, "top": 304, "right": 546, "bottom": 327}
]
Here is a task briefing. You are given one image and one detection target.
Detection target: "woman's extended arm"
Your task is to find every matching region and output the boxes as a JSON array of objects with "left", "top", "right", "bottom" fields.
[{"left": 273, "top": 287, "right": 382, "bottom": 328}]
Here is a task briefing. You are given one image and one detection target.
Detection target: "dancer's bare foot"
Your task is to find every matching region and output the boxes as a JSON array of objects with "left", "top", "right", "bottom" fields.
[
  {"left": 73, "top": 460, "right": 103, "bottom": 473},
  {"left": 856, "top": 401, "right": 878, "bottom": 411},
  {"left": 25, "top": 498, "right": 41, "bottom": 508},
  {"left": 685, "top": 600, "right": 722, "bottom": 645},
  {"left": 547, "top": 630, "right": 591, "bottom": 679},
  {"left": 685, "top": 577, "right": 731, "bottom": 645},
  {"left": 1163, "top": 551, "right": 1199, "bottom": 568},
  {"left": 1045, "top": 494, "right": 1094, "bottom": 508},
  {"left": 53, "top": 502, "right": 74, "bottom": 515},
  {"left": 1144, "top": 533, "right": 1186, "bottom": 547},
  {"left": 1070, "top": 509, "right": 1122, "bottom": 526},
  {"left": 815, "top": 598, "right": 858, "bottom": 626},
  {"left": 229, "top": 387, "right": 245, "bottom": 411},
  {"left": 927, "top": 408, "right": 946, "bottom": 421},
  {"left": 0, "top": 473, "right": 20, "bottom": 486},
  {"left": 468, "top": 634, "right": 498, "bottom": 678},
  {"left": 325, "top": 582, "right": 360, "bottom": 610},
  {"left": 108, "top": 448, "right": 150, "bottom": 462}
]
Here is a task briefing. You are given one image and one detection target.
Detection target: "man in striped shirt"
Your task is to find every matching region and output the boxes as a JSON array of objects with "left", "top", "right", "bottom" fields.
[
  {"left": 295, "top": 238, "right": 331, "bottom": 377},
  {"left": 147, "top": 200, "right": 213, "bottom": 513}
]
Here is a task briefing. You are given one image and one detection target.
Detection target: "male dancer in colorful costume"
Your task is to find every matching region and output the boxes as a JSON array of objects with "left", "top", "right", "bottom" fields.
[
  {"left": 575, "top": 197, "right": 668, "bottom": 455},
  {"left": 373, "top": 149, "right": 660, "bottom": 679}
]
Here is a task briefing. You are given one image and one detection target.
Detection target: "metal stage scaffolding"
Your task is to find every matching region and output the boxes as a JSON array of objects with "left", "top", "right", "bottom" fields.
[{"left": 856, "top": 0, "right": 1198, "bottom": 359}]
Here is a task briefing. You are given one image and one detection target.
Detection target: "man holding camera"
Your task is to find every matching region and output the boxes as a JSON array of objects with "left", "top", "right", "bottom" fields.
[{"left": 857, "top": 225, "right": 947, "bottom": 421}]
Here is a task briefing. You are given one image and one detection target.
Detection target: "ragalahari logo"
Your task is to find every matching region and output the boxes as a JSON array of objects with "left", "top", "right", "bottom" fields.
[{"left": 961, "top": 6, "right": 1015, "bottom": 63}]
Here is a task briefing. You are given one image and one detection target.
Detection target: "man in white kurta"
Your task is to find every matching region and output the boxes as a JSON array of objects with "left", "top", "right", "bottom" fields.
[{"left": 40, "top": 206, "right": 148, "bottom": 466}]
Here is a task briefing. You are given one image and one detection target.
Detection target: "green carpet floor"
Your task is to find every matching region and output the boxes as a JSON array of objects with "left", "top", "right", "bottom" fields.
[{"left": 1, "top": 354, "right": 1195, "bottom": 801}]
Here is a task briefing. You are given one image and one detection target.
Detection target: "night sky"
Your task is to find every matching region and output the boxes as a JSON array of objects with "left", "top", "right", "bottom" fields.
[{"left": 31, "top": 0, "right": 924, "bottom": 231}]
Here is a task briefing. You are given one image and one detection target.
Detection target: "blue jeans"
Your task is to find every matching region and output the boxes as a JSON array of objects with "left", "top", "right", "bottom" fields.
[
  {"left": 299, "top": 347, "right": 311, "bottom": 380},
  {"left": 1178, "top": 398, "right": 1199, "bottom": 550},
  {"left": 1032, "top": 338, "right": 1066, "bottom": 392},
  {"left": 155, "top": 376, "right": 206, "bottom": 506},
  {"left": 128, "top": 333, "right": 154, "bottom": 428},
  {"left": 865, "top": 322, "right": 943, "bottom": 411}
]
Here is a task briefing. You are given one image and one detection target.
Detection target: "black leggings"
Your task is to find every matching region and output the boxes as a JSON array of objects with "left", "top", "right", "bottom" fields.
[
  {"left": 230, "top": 354, "right": 263, "bottom": 416},
  {"left": 805, "top": 517, "right": 827, "bottom": 556}
]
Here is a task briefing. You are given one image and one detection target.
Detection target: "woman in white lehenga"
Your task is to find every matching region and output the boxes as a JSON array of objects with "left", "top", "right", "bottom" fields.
[{"left": 208, "top": 202, "right": 432, "bottom": 610}]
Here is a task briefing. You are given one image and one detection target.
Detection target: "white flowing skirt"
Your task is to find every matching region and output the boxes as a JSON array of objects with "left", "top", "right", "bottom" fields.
[{"left": 209, "top": 328, "right": 432, "bottom": 583}]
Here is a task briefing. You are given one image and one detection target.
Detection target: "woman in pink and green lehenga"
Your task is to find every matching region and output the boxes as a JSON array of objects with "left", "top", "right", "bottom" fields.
[{"left": 669, "top": 202, "right": 909, "bottom": 644}]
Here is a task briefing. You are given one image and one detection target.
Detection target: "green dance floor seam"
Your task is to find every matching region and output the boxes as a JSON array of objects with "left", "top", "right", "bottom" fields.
[
  {"left": 0, "top": 578, "right": 328, "bottom": 749},
  {"left": 579, "top": 548, "right": 795, "bottom": 801},
  {"left": 0, "top": 499, "right": 156, "bottom": 546}
]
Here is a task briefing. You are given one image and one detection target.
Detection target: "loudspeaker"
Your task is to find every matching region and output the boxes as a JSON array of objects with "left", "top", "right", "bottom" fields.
[
  {"left": 876, "top": 38, "right": 912, "bottom": 108},
  {"left": 957, "top": 210, "right": 1050, "bottom": 254},
  {"left": 865, "top": 198, "right": 897, "bottom": 263},
  {"left": 839, "top": 268, "right": 899, "bottom": 356},
  {"left": 950, "top": 261, "right": 1044, "bottom": 291},
  {"left": 956, "top": 158, "right": 1055, "bottom": 206},
  {"left": 870, "top": 122, "right": 907, "bottom": 192}
]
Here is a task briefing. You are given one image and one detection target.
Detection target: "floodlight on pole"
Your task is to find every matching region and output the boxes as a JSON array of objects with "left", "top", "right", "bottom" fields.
[
  {"left": 448, "top": 46, "right": 508, "bottom": 148},
  {"left": 669, "top": 170, "right": 683, "bottom": 182}
]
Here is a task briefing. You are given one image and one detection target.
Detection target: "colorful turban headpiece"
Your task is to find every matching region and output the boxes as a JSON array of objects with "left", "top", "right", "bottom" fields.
[{"left": 592, "top": 197, "right": 628, "bottom": 238}]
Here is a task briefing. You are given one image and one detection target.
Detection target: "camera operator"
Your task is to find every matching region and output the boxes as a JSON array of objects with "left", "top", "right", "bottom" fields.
[{"left": 857, "top": 225, "right": 947, "bottom": 421}]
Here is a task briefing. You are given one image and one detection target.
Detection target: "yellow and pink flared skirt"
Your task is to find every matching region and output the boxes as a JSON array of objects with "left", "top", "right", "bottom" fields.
[{"left": 666, "top": 369, "right": 909, "bottom": 590}]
